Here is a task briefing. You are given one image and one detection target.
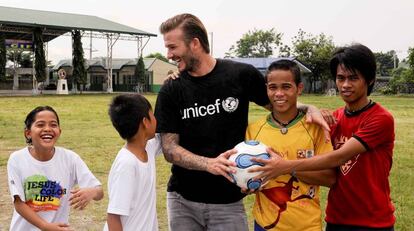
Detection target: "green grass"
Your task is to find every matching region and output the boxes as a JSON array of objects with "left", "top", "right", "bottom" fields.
[{"left": 0, "top": 94, "right": 412, "bottom": 230}]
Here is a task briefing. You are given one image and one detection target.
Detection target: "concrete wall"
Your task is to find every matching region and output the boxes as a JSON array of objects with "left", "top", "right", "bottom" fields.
[{"left": 148, "top": 59, "right": 177, "bottom": 86}]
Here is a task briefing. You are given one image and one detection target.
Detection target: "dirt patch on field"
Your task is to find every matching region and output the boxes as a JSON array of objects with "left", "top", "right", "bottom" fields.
[{"left": 0, "top": 166, "right": 14, "bottom": 230}]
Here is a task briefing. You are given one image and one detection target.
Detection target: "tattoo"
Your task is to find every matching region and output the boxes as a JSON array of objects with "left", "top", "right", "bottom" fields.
[{"left": 160, "top": 133, "right": 209, "bottom": 171}]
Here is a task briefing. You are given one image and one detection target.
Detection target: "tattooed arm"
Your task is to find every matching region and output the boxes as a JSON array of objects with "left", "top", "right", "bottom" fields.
[{"left": 161, "top": 133, "right": 236, "bottom": 181}]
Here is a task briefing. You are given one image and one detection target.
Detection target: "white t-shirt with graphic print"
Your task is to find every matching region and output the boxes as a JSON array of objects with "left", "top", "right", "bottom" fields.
[
  {"left": 7, "top": 146, "right": 101, "bottom": 231},
  {"left": 104, "top": 135, "right": 161, "bottom": 231}
]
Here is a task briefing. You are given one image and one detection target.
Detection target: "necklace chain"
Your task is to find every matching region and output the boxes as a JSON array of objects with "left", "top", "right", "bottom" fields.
[{"left": 271, "top": 111, "right": 301, "bottom": 135}]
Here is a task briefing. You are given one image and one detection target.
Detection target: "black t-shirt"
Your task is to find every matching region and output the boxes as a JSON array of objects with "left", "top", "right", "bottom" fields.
[{"left": 154, "top": 59, "right": 269, "bottom": 204}]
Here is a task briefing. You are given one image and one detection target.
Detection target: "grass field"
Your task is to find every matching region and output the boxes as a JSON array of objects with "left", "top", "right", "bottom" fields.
[{"left": 0, "top": 94, "right": 412, "bottom": 230}]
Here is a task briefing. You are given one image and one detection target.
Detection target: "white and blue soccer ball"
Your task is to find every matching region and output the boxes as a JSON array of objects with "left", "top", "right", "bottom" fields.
[{"left": 229, "top": 140, "right": 270, "bottom": 190}]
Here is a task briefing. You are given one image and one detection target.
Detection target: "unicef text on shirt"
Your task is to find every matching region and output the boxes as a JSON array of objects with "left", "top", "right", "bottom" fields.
[
  {"left": 181, "top": 97, "right": 240, "bottom": 119},
  {"left": 181, "top": 99, "right": 221, "bottom": 119}
]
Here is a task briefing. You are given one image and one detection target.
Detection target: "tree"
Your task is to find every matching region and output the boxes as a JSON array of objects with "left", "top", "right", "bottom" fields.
[
  {"left": 375, "top": 51, "right": 396, "bottom": 76},
  {"left": 20, "top": 52, "right": 34, "bottom": 68},
  {"left": 401, "top": 47, "right": 414, "bottom": 93},
  {"left": 226, "top": 28, "right": 283, "bottom": 58},
  {"left": 384, "top": 48, "right": 414, "bottom": 94},
  {"left": 6, "top": 49, "right": 33, "bottom": 68},
  {"left": 387, "top": 67, "right": 414, "bottom": 94},
  {"left": 0, "top": 32, "right": 6, "bottom": 81},
  {"left": 33, "top": 28, "right": 47, "bottom": 84},
  {"left": 408, "top": 47, "right": 414, "bottom": 69},
  {"left": 291, "top": 29, "right": 335, "bottom": 93},
  {"left": 135, "top": 56, "right": 146, "bottom": 92},
  {"left": 72, "top": 30, "right": 87, "bottom": 93},
  {"left": 278, "top": 44, "right": 291, "bottom": 58},
  {"left": 6, "top": 48, "right": 22, "bottom": 66},
  {"left": 145, "top": 52, "right": 168, "bottom": 62}
]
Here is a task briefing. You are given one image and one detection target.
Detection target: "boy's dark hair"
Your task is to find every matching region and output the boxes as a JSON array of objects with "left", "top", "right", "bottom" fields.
[
  {"left": 24, "top": 106, "right": 60, "bottom": 144},
  {"left": 330, "top": 43, "right": 376, "bottom": 95},
  {"left": 266, "top": 59, "right": 302, "bottom": 85},
  {"left": 109, "top": 94, "right": 152, "bottom": 141},
  {"left": 160, "top": 13, "right": 210, "bottom": 54}
]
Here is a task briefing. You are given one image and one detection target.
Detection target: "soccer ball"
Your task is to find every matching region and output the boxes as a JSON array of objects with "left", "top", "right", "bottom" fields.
[{"left": 229, "top": 140, "right": 270, "bottom": 190}]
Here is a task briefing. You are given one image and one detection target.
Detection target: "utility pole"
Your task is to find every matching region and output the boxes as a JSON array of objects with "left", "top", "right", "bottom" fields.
[
  {"left": 86, "top": 32, "right": 98, "bottom": 60},
  {"left": 393, "top": 50, "right": 402, "bottom": 69},
  {"left": 90, "top": 32, "right": 92, "bottom": 60}
]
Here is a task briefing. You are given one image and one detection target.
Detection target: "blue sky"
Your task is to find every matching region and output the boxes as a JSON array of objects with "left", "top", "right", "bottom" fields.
[{"left": 1, "top": 0, "right": 413, "bottom": 64}]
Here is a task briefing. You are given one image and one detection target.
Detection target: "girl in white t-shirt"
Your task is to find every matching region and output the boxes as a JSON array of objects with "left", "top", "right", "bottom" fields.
[{"left": 7, "top": 106, "right": 103, "bottom": 231}]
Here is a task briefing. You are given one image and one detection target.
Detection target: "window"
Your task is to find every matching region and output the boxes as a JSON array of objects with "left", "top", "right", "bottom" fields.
[
  {"left": 91, "top": 75, "right": 104, "bottom": 84},
  {"left": 123, "top": 75, "right": 137, "bottom": 85}
]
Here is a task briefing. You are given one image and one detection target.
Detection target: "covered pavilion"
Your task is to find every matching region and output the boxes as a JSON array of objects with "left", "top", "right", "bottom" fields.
[{"left": 0, "top": 6, "right": 156, "bottom": 92}]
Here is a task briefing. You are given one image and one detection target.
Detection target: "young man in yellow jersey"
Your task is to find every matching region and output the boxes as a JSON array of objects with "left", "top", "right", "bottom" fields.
[
  {"left": 251, "top": 44, "right": 396, "bottom": 231},
  {"left": 246, "top": 59, "right": 336, "bottom": 231}
]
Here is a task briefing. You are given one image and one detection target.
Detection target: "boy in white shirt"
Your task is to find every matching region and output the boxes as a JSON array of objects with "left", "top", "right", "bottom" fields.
[{"left": 104, "top": 94, "right": 161, "bottom": 231}]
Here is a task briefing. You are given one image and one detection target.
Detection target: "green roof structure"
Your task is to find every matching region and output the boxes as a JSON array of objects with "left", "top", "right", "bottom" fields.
[
  {"left": 0, "top": 6, "right": 157, "bottom": 93},
  {"left": 0, "top": 6, "right": 156, "bottom": 42}
]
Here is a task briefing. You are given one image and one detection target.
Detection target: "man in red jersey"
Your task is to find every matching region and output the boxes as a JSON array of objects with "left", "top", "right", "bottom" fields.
[{"left": 251, "top": 43, "right": 395, "bottom": 231}]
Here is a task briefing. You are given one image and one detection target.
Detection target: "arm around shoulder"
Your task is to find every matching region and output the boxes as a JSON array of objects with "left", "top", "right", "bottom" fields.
[{"left": 297, "top": 102, "right": 332, "bottom": 141}]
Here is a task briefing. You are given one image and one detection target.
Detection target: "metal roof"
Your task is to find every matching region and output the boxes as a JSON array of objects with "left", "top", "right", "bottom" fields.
[
  {"left": 0, "top": 6, "right": 157, "bottom": 42},
  {"left": 53, "top": 58, "right": 164, "bottom": 70}
]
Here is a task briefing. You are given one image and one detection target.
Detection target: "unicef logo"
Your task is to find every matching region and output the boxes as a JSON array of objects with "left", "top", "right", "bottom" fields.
[{"left": 222, "top": 97, "right": 239, "bottom": 113}]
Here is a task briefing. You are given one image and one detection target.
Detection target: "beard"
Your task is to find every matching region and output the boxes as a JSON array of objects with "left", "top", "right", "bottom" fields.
[{"left": 182, "top": 52, "right": 200, "bottom": 73}]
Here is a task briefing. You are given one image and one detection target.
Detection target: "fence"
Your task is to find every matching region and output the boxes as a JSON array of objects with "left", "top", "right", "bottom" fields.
[{"left": 373, "top": 77, "right": 414, "bottom": 94}]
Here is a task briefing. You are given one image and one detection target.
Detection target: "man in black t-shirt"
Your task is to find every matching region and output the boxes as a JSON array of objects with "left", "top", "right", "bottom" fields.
[
  {"left": 155, "top": 13, "right": 329, "bottom": 231},
  {"left": 155, "top": 13, "right": 269, "bottom": 231}
]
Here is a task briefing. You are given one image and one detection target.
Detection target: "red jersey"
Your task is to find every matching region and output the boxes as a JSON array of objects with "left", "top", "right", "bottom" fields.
[{"left": 326, "top": 103, "right": 395, "bottom": 228}]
